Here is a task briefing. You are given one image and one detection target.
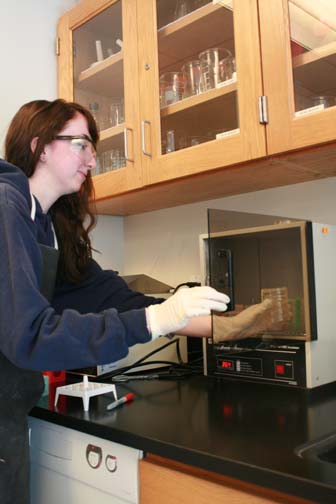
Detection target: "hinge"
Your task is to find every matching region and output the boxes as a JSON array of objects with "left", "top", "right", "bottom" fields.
[
  {"left": 258, "top": 95, "right": 268, "bottom": 124},
  {"left": 56, "top": 37, "right": 60, "bottom": 56}
]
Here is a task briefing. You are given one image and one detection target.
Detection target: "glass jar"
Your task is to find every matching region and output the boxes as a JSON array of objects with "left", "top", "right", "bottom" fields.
[
  {"left": 174, "top": 0, "right": 191, "bottom": 20},
  {"left": 199, "top": 48, "right": 232, "bottom": 91},
  {"left": 109, "top": 99, "right": 125, "bottom": 127},
  {"left": 182, "top": 60, "right": 202, "bottom": 97},
  {"left": 218, "top": 55, "right": 236, "bottom": 84},
  {"left": 159, "top": 72, "right": 185, "bottom": 107}
]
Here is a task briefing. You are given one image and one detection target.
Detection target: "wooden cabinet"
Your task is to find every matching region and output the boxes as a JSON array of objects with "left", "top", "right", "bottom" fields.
[
  {"left": 259, "top": 0, "right": 336, "bottom": 155},
  {"left": 57, "top": 0, "right": 336, "bottom": 215},
  {"left": 137, "top": 0, "right": 265, "bottom": 185},
  {"left": 140, "top": 454, "right": 313, "bottom": 504}
]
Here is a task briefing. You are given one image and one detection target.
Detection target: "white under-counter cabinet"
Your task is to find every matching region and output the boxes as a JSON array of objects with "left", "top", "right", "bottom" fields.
[{"left": 29, "top": 416, "right": 142, "bottom": 504}]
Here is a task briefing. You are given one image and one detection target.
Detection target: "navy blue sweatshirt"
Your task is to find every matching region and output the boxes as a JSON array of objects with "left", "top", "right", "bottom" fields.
[{"left": 0, "top": 160, "right": 162, "bottom": 371}]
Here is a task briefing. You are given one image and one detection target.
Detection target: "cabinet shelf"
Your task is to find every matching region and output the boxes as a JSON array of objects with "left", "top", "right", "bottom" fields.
[
  {"left": 158, "top": 3, "right": 234, "bottom": 70},
  {"left": 76, "top": 51, "right": 124, "bottom": 96},
  {"left": 293, "top": 41, "right": 336, "bottom": 68},
  {"left": 97, "top": 124, "right": 125, "bottom": 152},
  {"left": 160, "top": 80, "right": 237, "bottom": 117},
  {"left": 161, "top": 93, "right": 238, "bottom": 141},
  {"left": 292, "top": 42, "right": 336, "bottom": 94}
]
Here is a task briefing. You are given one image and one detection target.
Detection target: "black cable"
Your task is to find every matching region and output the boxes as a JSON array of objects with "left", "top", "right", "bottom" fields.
[
  {"left": 172, "top": 281, "right": 201, "bottom": 294},
  {"left": 99, "top": 338, "right": 183, "bottom": 380},
  {"left": 112, "top": 366, "right": 201, "bottom": 382}
]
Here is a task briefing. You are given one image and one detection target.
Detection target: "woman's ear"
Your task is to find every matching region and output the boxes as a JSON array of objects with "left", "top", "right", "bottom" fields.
[
  {"left": 30, "top": 137, "right": 46, "bottom": 162},
  {"left": 30, "top": 137, "right": 38, "bottom": 153}
]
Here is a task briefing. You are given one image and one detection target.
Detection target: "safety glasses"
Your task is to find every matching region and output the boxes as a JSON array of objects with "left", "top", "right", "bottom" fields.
[{"left": 54, "top": 135, "right": 96, "bottom": 162}]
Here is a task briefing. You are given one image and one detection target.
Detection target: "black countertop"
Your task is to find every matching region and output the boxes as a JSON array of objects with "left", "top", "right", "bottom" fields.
[{"left": 30, "top": 375, "right": 336, "bottom": 503}]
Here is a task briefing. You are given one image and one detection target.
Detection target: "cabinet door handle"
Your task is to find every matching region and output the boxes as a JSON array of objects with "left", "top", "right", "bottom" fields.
[
  {"left": 124, "top": 127, "right": 134, "bottom": 162},
  {"left": 141, "top": 120, "right": 152, "bottom": 157}
]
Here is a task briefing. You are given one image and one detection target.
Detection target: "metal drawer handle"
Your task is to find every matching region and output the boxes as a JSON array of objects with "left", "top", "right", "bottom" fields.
[
  {"left": 141, "top": 120, "right": 152, "bottom": 157},
  {"left": 123, "top": 127, "right": 134, "bottom": 162}
]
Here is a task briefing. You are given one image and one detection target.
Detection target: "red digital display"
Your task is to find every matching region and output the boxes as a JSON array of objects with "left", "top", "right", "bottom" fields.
[
  {"left": 222, "top": 360, "right": 233, "bottom": 369},
  {"left": 223, "top": 404, "right": 233, "bottom": 418}
]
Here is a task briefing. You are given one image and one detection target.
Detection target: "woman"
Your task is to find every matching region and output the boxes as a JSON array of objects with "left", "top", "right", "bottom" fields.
[{"left": 0, "top": 99, "right": 270, "bottom": 503}]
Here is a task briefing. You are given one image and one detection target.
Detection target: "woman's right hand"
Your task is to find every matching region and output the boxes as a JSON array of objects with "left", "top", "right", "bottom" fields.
[{"left": 146, "top": 286, "right": 230, "bottom": 338}]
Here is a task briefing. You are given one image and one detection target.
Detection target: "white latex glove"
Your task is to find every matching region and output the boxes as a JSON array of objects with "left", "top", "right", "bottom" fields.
[
  {"left": 146, "top": 286, "right": 230, "bottom": 339},
  {"left": 213, "top": 299, "right": 273, "bottom": 343}
]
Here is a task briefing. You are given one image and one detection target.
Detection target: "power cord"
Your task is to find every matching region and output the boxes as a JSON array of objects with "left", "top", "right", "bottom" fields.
[
  {"left": 99, "top": 338, "right": 202, "bottom": 382},
  {"left": 172, "top": 281, "right": 201, "bottom": 294}
]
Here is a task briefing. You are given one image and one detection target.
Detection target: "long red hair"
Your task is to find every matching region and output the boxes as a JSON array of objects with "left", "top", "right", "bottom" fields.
[{"left": 5, "top": 99, "right": 99, "bottom": 283}]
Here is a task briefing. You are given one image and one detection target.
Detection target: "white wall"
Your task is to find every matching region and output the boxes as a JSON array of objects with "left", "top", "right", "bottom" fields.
[
  {"left": 91, "top": 215, "right": 124, "bottom": 272},
  {"left": 120, "top": 177, "right": 336, "bottom": 288},
  {"left": 0, "top": 0, "right": 79, "bottom": 153}
]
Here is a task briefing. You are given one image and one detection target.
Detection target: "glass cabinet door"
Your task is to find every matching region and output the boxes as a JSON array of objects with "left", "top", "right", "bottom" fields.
[
  {"left": 138, "top": 0, "right": 266, "bottom": 185},
  {"left": 289, "top": 1, "right": 336, "bottom": 115},
  {"left": 73, "top": 2, "right": 126, "bottom": 175},
  {"left": 157, "top": 0, "right": 238, "bottom": 154},
  {"left": 259, "top": 0, "right": 336, "bottom": 155},
  {"left": 58, "top": 0, "right": 142, "bottom": 197}
]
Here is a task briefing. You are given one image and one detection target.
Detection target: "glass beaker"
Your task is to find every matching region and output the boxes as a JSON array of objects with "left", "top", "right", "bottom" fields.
[
  {"left": 102, "top": 150, "right": 113, "bottom": 172},
  {"left": 182, "top": 60, "right": 202, "bottom": 97},
  {"left": 111, "top": 149, "right": 126, "bottom": 169},
  {"left": 199, "top": 48, "right": 231, "bottom": 91},
  {"left": 218, "top": 55, "right": 236, "bottom": 84},
  {"left": 166, "top": 130, "right": 175, "bottom": 153},
  {"left": 174, "top": 0, "right": 190, "bottom": 20},
  {"left": 159, "top": 72, "right": 185, "bottom": 107},
  {"left": 109, "top": 99, "right": 124, "bottom": 127},
  {"left": 89, "top": 102, "right": 101, "bottom": 131},
  {"left": 261, "top": 287, "right": 291, "bottom": 330}
]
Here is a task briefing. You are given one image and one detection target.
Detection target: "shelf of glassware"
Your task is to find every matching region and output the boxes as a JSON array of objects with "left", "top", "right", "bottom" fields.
[
  {"left": 75, "top": 49, "right": 125, "bottom": 150},
  {"left": 75, "top": 50, "right": 127, "bottom": 178},
  {"left": 157, "top": 2, "right": 238, "bottom": 148},
  {"left": 160, "top": 81, "right": 238, "bottom": 154}
]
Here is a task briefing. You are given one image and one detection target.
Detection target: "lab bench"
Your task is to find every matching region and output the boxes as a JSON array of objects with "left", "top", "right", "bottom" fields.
[{"left": 30, "top": 375, "right": 336, "bottom": 503}]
